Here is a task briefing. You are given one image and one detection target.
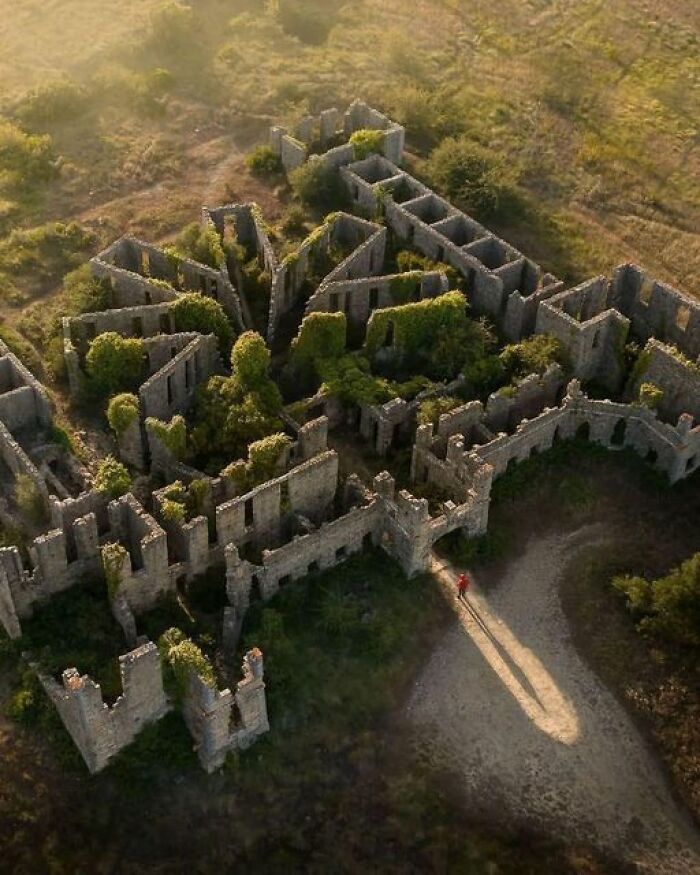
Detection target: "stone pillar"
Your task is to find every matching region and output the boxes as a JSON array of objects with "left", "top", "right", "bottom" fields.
[
  {"left": 235, "top": 648, "right": 269, "bottom": 741},
  {"left": 117, "top": 418, "right": 146, "bottom": 471}
]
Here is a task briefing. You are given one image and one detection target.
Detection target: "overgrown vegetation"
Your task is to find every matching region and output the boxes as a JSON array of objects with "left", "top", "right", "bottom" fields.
[
  {"left": 170, "top": 292, "right": 234, "bottom": 354},
  {"left": 94, "top": 456, "right": 132, "bottom": 499},
  {"left": 85, "top": 332, "right": 145, "bottom": 397}
]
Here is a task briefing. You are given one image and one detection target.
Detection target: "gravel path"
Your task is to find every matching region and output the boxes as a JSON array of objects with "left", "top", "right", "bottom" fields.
[{"left": 407, "top": 527, "right": 700, "bottom": 873}]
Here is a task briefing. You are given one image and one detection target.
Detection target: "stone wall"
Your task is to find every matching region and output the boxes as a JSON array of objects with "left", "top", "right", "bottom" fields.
[
  {"left": 106, "top": 494, "right": 172, "bottom": 615},
  {"left": 215, "top": 451, "right": 339, "bottom": 550},
  {"left": 535, "top": 278, "right": 630, "bottom": 392},
  {"left": 629, "top": 339, "right": 700, "bottom": 424},
  {"left": 182, "top": 648, "right": 269, "bottom": 772},
  {"left": 38, "top": 641, "right": 169, "bottom": 773},
  {"left": 305, "top": 270, "right": 447, "bottom": 329},
  {"left": 610, "top": 264, "right": 700, "bottom": 360},
  {"left": 139, "top": 334, "right": 220, "bottom": 422}
]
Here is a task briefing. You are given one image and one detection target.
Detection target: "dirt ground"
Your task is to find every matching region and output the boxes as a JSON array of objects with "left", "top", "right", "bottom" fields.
[{"left": 407, "top": 530, "right": 700, "bottom": 873}]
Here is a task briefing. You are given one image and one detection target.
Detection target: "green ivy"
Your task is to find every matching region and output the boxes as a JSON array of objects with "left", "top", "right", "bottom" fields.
[
  {"left": 102, "top": 542, "right": 128, "bottom": 599},
  {"left": 106, "top": 393, "right": 140, "bottom": 437},
  {"left": 146, "top": 415, "right": 188, "bottom": 460}
]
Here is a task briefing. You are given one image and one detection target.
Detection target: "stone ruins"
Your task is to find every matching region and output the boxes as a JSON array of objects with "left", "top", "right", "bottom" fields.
[{"left": 1, "top": 98, "right": 698, "bottom": 774}]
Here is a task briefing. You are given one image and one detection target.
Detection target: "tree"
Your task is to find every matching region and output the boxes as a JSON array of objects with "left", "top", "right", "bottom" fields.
[
  {"left": 85, "top": 332, "right": 145, "bottom": 396},
  {"left": 289, "top": 157, "right": 349, "bottom": 213},
  {"left": 426, "top": 137, "right": 520, "bottom": 221},
  {"left": 614, "top": 554, "right": 700, "bottom": 647},
  {"left": 349, "top": 129, "right": 386, "bottom": 161},
  {"left": 171, "top": 292, "right": 234, "bottom": 354},
  {"left": 94, "top": 456, "right": 132, "bottom": 498},
  {"left": 231, "top": 331, "right": 276, "bottom": 393}
]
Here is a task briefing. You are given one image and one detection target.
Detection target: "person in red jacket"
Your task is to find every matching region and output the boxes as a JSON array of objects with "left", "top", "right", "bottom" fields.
[{"left": 457, "top": 572, "right": 471, "bottom": 600}]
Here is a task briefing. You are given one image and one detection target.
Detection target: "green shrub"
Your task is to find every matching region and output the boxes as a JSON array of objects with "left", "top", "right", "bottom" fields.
[
  {"left": 158, "top": 627, "right": 216, "bottom": 700},
  {"left": 166, "top": 222, "right": 225, "bottom": 270},
  {"left": 248, "top": 433, "right": 293, "bottom": 484},
  {"left": 276, "top": 0, "right": 340, "bottom": 45},
  {"left": 0, "top": 221, "right": 94, "bottom": 282},
  {"left": 0, "top": 119, "right": 57, "bottom": 193},
  {"left": 85, "top": 332, "right": 145, "bottom": 397},
  {"left": 318, "top": 354, "right": 394, "bottom": 407},
  {"left": 349, "top": 129, "right": 386, "bottom": 161},
  {"left": 170, "top": 292, "right": 234, "bottom": 353},
  {"left": 280, "top": 205, "right": 308, "bottom": 239},
  {"left": 246, "top": 145, "right": 283, "bottom": 178},
  {"left": 62, "top": 264, "right": 110, "bottom": 314},
  {"left": 499, "top": 334, "right": 568, "bottom": 381},
  {"left": 94, "top": 456, "right": 132, "bottom": 499},
  {"left": 231, "top": 330, "right": 275, "bottom": 392},
  {"left": 426, "top": 137, "right": 520, "bottom": 221},
  {"left": 417, "top": 396, "right": 462, "bottom": 427},
  {"left": 14, "top": 474, "right": 46, "bottom": 525},
  {"left": 289, "top": 157, "right": 349, "bottom": 212},
  {"left": 614, "top": 554, "right": 700, "bottom": 648},
  {"left": 16, "top": 79, "right": 90, "bottom": 130},
  {"left": 107, "top": 393, "right": 140, "bottom": 437}
]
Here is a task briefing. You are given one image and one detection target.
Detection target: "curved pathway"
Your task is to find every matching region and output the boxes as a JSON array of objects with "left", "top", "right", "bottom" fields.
[{"left": 406, "top": 527, "right": 700, "bottom": 873}]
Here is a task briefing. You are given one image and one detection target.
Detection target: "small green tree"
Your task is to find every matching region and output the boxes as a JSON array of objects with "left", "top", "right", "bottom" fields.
[
  {"left": 426, "top": 137, "right": 520, "bottom": 221},
  {"left": 170, "top": 292, "right": 233, "bottom": 353},
  {"left": 107, "top": 393, "right": 140, "bottom": 438},
  {"left": 614, "top": 554, "right": 700, "bottom": 647},
  {"left": 94, "top": 456, "right": 132, "bottom": 498},
  {"left": 85, "top": 332, "right": 145, "bottom": 397},
  {"left": 231, "top": 331, "right": 275, "bottom": 392}
]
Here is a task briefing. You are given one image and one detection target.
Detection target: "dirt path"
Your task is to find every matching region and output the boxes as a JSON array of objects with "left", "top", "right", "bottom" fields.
[{"left": 406, "top": 527, "right": 700, "bottom": 873}]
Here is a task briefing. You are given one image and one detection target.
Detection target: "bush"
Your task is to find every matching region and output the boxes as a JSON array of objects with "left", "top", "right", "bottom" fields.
[
  {"left": 62, "top": 264, "right": 110, "bottom": 314},
  {"left": 499, "top": 334, "right": 568, "bottom": 381},
  {"left": 246, "top": 145, "right": 283, "bottom": 179},
  {"left": 426, "top": 137, "right": 520, "bottom": 221},
  {"left": 107, "top": 393, "right": 140, "bottom": 438},
  {"left": 170, "top": 292, "right": 234, "bottom": 354},
  {"left": 16, "top": 79, "right": 90, "bottom": 130},
  {"left": 231, "top": 331, "right": 275, "bottom": 392},
  {"left": 417, "top": 396, "right": 462, "bottom": 427},
  {"left": 280, "top": 205, "right": 308, "bottom": 239},
  {"left": 289, "top": 157, "right": 349, "bottom": 213},
  {"left": 0, "top": 221, "right": 94, "bottom": 282},
  {"left": 0, "top": 119, "right": 57, "bottom": 193},
  {"left": 276, "top": 0, "right": 340, "bottom": 45},
  {"left": 85, "top": 332, "right": 145, "bottom": 397},
  {"left": 349, "top": 129, "right": 386, "bottom": 161},
  {"left": 158, "top": 627, "right": 216, "bottom": 700},
  {"left": 14, "top": 474, "right": 46, "bottom": 525},
  {"left": 166, "top": 222, "right": 225, "bottom": 270},
  {"left": 318, "top": 354, "right": 394, "bottom": 407},
  {"left": 614, "top": 554, "right": 700, "bottom": 648},
  {"left": 94, "top": 456, "right": 132, "bottom": 499}
]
